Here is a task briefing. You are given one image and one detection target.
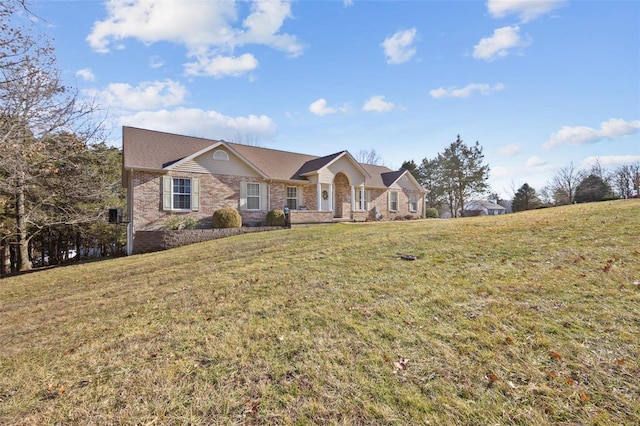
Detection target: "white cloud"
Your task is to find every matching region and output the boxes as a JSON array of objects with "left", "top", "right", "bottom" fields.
[
  {"left": 149, "top": 55, "right": 164, "bottom": 69},
  {"left": 308, "top": 99, "right": 350, "bottom": 116},
  {"left": 184, "top": 53, "right": 258, "bottom": 78},
  {"left": 363, "top": 95, "right": 395, "bottom": 112},
  {"left": 237, "top": 0, "right": 303, "bottom": 57},
  {"left": 119, "top": 107, "right": 276, "bottom": 141},
  {"left": 430, "top": 83, "right": 505, "bottom": 99},
  {"left": 543, "top": 118, "right": 640, "bottom": 149},
  {"left": 487, "top": 0, "right": 566, "bottom": 23},
  {"left": 87, "top": 0, "right": 302, "bottom": 73},
  {"left": 525, "top": 156, "right": 547, "bottom": 167},
  {"left": 76, "top": 68, "right": 95, "bottom": 82},
  {"left": 344, "top": 0, "right": 354, "bottom": 7},
  {"left": 309, "top": 99, "right": 335, "bottom": 116},
  {"left": 96, "top": 79, "right": 187, "bottom": 110},
  {"left": 473, "top": 26, "right": 530, "bottom": 61},
  {"left": 87, "top": 0, "right": 237, "bottom": 53},
  {"left": 497, "top": 143, "right": 523, "bottom": 156},
  {"left": 582, "top": 155, "right": 640, "bottom": 169},
  {"left": 381, "top": 28, "right": 417, "bottom": 64}
]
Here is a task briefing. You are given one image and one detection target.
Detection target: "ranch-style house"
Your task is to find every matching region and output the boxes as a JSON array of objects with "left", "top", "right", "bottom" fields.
[{"left": 122, "top": 127, "right": 427, "bottom": 255}]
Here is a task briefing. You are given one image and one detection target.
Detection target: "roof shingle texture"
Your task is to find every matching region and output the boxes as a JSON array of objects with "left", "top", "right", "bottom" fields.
[{"left": 123, "top": 126, "right": 398, "bottom": 185}]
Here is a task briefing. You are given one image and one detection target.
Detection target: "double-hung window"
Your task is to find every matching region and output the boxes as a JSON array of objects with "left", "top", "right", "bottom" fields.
[
  {"left": 389, "top": 191, "right": 399, "bottom": 211},
  {"left": 240, "top": 181, "right": 265, "bottom": 211},
  {"left": 286, "top": 187, "right": 298, "bottom": 210},
  {"left": 355, "top": 189, "right": 369, "bottom": 211},
  {"left": 246, "top": 183, "right": 261, "bottom": 210},
  {"left": 163, "top": 176, "right": 199, "bottom": 211},
  {"left": 409, "top": 193, "right": 418, "bottom": 212},
  {"left": 173, "top": 178, "right": 191, "bottom": 210}
]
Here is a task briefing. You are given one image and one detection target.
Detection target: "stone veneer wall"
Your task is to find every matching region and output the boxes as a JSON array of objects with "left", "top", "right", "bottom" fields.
[
  {"left": 289, "top": 210, "right": 333, "bottom": 224},
  {"left": 133, "top": 227, "right": 282, "bottom": 254}
]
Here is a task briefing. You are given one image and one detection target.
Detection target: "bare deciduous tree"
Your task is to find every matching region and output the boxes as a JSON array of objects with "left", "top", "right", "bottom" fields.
[
  {"left": 356, "top": 149, "right": 383, "bottom": 165},
  {"left": 549, "top": 162, "right": 585, "bottom": 205},
  {"left": 231, "top": 131, "right": 261, "bottom": 147}
]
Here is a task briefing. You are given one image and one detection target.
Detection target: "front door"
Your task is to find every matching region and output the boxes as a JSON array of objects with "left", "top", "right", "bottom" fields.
[{"left": 321, "top": 185, "right": 331, "bottom": 212}]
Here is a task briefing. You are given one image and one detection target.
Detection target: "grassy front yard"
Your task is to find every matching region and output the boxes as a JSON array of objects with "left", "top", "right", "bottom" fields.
[{"left": 1, "top": 200, "right": 638, "bottom": 424}]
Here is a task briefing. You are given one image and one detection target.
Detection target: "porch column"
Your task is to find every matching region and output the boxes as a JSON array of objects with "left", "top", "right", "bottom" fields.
[
  {"left": 328, "top": 184, "right": 333, "bottom": 214},
  {"left": 360, "top": 185, "right": 365, "bottom": 210},
  {"left": 317, "top": 183, "right": 322, "bottom": 211},
  {"left": 350, "top": 186, "right": 356, "bottom": 211}
]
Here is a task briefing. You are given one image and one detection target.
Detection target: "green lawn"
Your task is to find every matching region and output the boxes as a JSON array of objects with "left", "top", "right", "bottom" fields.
[{"left": 1, "top": 200, "right": 639, "bottom": 425}]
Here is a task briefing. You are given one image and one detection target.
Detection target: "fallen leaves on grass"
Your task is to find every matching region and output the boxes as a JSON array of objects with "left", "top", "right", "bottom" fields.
[
  {"left": 549, "top": 351, "right": 562, "bottom": 360},
  {"left": 393, "top": 357, "right": 409, "bottom": 372},
  {"left": 486, "top": 373, "right": 500, "bottom": 387}
]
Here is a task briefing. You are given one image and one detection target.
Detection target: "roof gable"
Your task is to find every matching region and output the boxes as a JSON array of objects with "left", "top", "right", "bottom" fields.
[{"left": 165, "top": 142, "right": 267, "bottom": 178}]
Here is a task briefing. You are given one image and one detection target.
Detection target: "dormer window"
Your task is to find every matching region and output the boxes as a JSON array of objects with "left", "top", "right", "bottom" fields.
[{"left": 213, "top": 150, "right": 229, "bottom": 161}]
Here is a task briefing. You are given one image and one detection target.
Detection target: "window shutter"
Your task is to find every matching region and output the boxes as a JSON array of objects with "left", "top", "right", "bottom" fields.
[
  {"left": 239, "top": 181, "right": 247, "bottom": 210},
  {"left": 387, "top": 191, "right": 391, "bottom": 211},
  {"left": 191, "top": 178, "right": 200, "bottom": 211},
  {"left": 260, "top": 183, "right": 268, "bottom": 210},
  {"left": 162, "top": 176, "right": 172, "bottom": 211}
]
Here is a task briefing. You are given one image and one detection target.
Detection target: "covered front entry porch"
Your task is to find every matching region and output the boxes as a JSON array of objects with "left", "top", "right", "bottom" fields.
[{"left": 302, "top": 172, "right": 368, "bottom": 223}]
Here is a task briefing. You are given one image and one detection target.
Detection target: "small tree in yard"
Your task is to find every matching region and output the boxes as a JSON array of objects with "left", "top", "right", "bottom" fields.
[
  {"left": 575, "top": 174, "right": 611, "bottom": 203},
  {"left": 512, "top": 183, "right": 541, "bottom": 212},
  {"left": 436, "top": 135, "right": 490, "bottom": 218},
  {"left": 549, "top": 162, "right": 584, "bottom": 205}
]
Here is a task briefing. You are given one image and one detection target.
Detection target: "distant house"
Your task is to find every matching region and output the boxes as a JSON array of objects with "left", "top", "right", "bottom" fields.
[
  {"left": 464, "top": 200, "right": 507, "bottom": 216},
  {"left": 122, "top": 127, "right": 427, "bottom": 255}
]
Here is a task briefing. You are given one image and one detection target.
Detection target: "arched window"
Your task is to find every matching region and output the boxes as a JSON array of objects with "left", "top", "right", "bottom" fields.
[{"left": 213, "top": 150, "right": 229, "bottom": 161}]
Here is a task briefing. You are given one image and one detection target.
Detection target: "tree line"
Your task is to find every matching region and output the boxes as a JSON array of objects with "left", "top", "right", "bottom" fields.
[
  {"left": 399, "top": 135, "right": 638, "bottom": 217},
  {"left": 511, "top": 161, "right": 639, "bottom": 212},
  {"left": 1, "top": 1, "right": 124, "bottom": 274}
]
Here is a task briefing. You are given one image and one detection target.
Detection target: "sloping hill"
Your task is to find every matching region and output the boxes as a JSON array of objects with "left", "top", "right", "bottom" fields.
[{"left": 1, "top": 200, "right": 639, "bottom": 424}]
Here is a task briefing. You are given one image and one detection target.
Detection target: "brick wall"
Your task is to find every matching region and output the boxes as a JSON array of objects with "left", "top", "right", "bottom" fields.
[
  {"left": 130, "top": 170, "right": 422, "bottom": 231},
  {"left": 132, "top": 171, "right": 267, "bottom": 229},
  {"left": 289, "top": 210, "right": 333, "bottom": 224},
  {"left": 133, "top": 227, "right": 282, "bottom": 254}
]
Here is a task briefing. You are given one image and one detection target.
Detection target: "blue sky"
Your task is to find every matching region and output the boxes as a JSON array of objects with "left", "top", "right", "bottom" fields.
[{"left": 32, "top": 0, "right": 639, "bottom": 197}]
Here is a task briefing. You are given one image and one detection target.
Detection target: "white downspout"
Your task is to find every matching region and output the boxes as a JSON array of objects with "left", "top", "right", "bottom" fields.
[{"left": 126, "top": 168, "right": 134, "bottom": 256}]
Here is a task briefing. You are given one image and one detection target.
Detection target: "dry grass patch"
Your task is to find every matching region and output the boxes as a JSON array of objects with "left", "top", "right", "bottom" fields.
[{"left": 1, "top": 200, "right": 639, "bottom": 424}]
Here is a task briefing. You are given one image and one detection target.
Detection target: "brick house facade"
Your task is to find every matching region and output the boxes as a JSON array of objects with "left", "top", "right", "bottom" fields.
[{"left": 123, "top": 127, "right": 427, "bottom": 255}]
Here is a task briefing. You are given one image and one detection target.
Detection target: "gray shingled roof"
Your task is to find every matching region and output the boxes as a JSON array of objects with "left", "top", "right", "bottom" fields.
[{"left": 123, "top": 127, "right": 421, "bottom": 190}]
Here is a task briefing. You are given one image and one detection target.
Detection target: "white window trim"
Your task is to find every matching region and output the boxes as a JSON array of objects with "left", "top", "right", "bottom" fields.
[
  {"left": 409, "top": 193, "right": 418, "bottom": 212},
  {"left": 389, "top": 191, "right": 399, "bottom": 212},
  {"left": 286, "top": 186, "right": 298, "bottom": 210},
  {"left": 246, "top": 182, "right": 261, "bottom": 211},
  {"left": 163, "top": 176, "right": 199, "bottom": 212},
  {"left": 213, "top": 150, "right": 229, "bottom": 161},
  {"left": 240, "top": 181, "right": 267, "bottom": 211},
  {"left": 355, "top": 189, "right": 370, "bottom": 211}
]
